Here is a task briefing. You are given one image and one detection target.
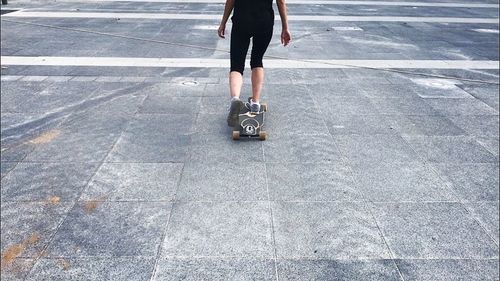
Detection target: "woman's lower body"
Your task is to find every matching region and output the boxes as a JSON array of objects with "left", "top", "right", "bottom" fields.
[{"left": 227, "top": 22, "right": 273, "bottom": 127}]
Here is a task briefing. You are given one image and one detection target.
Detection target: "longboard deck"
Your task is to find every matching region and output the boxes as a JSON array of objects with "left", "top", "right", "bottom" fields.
[{"left": 232, "top": 101, "right": 267, "bottom": 140}]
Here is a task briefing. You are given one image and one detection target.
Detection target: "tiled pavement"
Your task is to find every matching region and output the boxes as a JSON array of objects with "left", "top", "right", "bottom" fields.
[{"left": 1, "top": 0, "right": 499, "bottom": 280}]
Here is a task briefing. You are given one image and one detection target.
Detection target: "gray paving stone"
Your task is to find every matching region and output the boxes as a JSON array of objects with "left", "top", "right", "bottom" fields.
[
  {"left": 0, "top": 144, "right": 34, "bottom": 162},
  {"left": 68, "top": 66, "right": 166, "bottom": 78},
  {"left": 266, "top": 110, "right": 329, "bottom": 136},
  {"left": 0, "top": 75, "right": 22, "bottom": 81},
  {"left": 1, "top": 202, "right": 73, "bottom": 257},
  {"left": 315, "top": 96, "right": 379, "bottom": 115},
  {"left": 13, "top": 81, "right": 100, "bottom": 114},
  {"left": 170, "top": 77, "right": 220, "bottom": 84},
  {"left": 370, "top": 97, "right": 441, "bottom": 115},
  {"left": 304, "top": 83, "right": 367, "bottom": 98},
  {"left": 26, "top": 257, "right": 155, "bottom": 281},
  {"left": 0, "top": 258, "right": 35, "bottom": 281},
  {"left": 1, "top": 81, "right": 54, "bottom": 113},
  {"left": 459, "top": 84, "right": 500, "bottom": 111},
  {"left": 351, "top": 162, "right": 456, "bottom": 202},
  {"left": 19, "top": 76, "right": 48, "bottom": 82},
  {"left": 388, "top": 115, "right": 467, "bottom": 136},
  {"left": 203, "top": 82, "right": 233, "bottom": 98},
  {"left": 465, "top": 202, "right": 500, "bottom": 244},
  {"left": 262, "top": 85, "right": 316, "bottom": 115},
  {"left": 120, "top": 76, "right": 147, "bottom": 83},
  {"left": 432, "top": 163, "right": 499, "bottom": 202},
  {"left": 144, "top": 77, "right": 173, "bottom": 83},
  {"left": 425, "top": 98, "right": 499, "bottom": 115},
  {"left": 193, "top": 113, "right": 227, "bottom": 135},
  {"left": 177, "top": 162, "right": 267, "bottom": 201},
  {"left": 161, "top": 202, "right": 273, "bottom": 258},
  {"left": 59, "top": 104, "right": 136, "bottom": 135},
  {"left": 371, "top": 202, "right": 499, "bottom": 258},
  {"left": 334, "top": 135, "right": 420, "bottom": 164},
  {"left": 410, "top": 83, "right": 474, "bottom": 99},
  {"left": 1, "top": 162, "right": 99, "bottom": 202},
  {"left": 447, "top": 115, "right": 500, "bottom": 137},
  {"left": 81, "top": 163, "right": 183, "bottom": 202},
  {"left": 106, "top": 114, "right": 193, "bottom": 163},
  {"left": 0, "top": 65, "right": 29, "bottom": 76},
  {"left": 125, "top": 113, "right": 194, "bottom": 136},
  {"left": 266, "top": 163, "right": 361, "bottom": 202},
  {"left": 88, "top": 86, "right": 148, "bottom": 113},
  {"left": 189, "top": 134, "right": 263, "bottom": 163},
  {"left": 264, "top": 134, "right": 343, "bottom": 164},
  {"left": 140, "top": 95, "right": 201, "bottom": 114},
  {"left": 264, "top": 69, "right": 297, "bottom": 85},
  {"left": 25, "top": 128, "right": 120, "bottom": 162},
  {"left": 476, "top": 136, "right": 499, "bottom": 159},
  {"left": 278, "top": 259, "right": 402, "bottom": 281},
  {"left": 395, "top": 259, "right": 499, "bottom": 281},
  {"left": 0, "top": 162, "right": 18, "bottom": 179},
  {"left": 272, "top": 202, "right": 391, "bottom": 259},
  {"left": 402, "top": 136, "right": 498, "bottom": 163},
  {"left": 154, "top": 258, "right": 275, "bottom": 281},
  {"left": 325, "top": 114, "right": 397, "bottom": 135},
  {"left": 359, "top": 83, "right": 421, "bottom": 99},
  {"left": 47, "top": 202, "right": 171, "bottom": 257},
  {"left": 199, "top": 96, "right": 229, "bottom": 115},
  {"left": 95, "top": 76, "right": 123, "bottom": 82}
]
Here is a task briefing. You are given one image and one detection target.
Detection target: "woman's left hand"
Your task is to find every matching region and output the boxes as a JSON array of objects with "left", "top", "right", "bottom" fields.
[
  {"left": 218, "top": 24, "right": 226, "bottom": 38},
  {"left": 281, "top": 29, "right": 291, "bottom": 46}
]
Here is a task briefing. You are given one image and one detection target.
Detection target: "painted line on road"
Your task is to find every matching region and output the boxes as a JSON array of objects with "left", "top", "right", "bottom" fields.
[
  {"left": 55, "top": 0, "right": 500, "bottom": 8},
  {"left": 2, "top": 56, "right": 499, "bottom": 69},
  {"left": 5, "top": 11, "right": 499, "bottom": 24}
]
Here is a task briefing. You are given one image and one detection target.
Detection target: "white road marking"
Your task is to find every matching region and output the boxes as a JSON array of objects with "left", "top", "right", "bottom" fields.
[
  {"left": 473, "top": 28, "right": 500, "bottom": 33},
  {"left": 192, "top": 25, "right": 219, "bottom": 30},
  {"left": 2, "top": 56, "right": 499, "bottom": 69},
  {"left": 5, "top": 11, "right": 499, "bottom": 24},
  {"left": 55, "top": 0, "right": 500, "bottom": 8},
  {"left": 331, "top": 26, "right": 364, "bottom": 31}
]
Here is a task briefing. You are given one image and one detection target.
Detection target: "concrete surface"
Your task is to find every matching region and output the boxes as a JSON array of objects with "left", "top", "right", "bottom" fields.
[{"left": 1, "top": 0, "right": 499, "bottom": 280}]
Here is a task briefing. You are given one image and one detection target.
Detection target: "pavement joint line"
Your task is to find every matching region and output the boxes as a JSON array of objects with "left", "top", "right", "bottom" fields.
[
  {"left": 263, "top": 163, "right": 281, "bottom": 281},
  {"left": 149, "top": 83, "right": 192, "bottom": 280},
  {"left": 2, "top": 56, "right": 499, "bottom": 70},
  {"left": 9, "top": 255, "right": 500, "bottom": 260},
  {"left": 0, "top": 200, "right": 484, "bottom": 203},
  {"left": 155, "top": 255, "right": 500, "bottom": 260},
  {"left": 48, "top": 0, "right": 500, "bottom": 8},
  {"left": 4, "top": 11, "right": 500, "bottom": 24}
]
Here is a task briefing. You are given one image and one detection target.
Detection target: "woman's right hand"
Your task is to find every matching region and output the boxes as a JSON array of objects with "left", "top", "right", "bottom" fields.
[
  {"left": 281, "top": 29, "right": 291, "bottom": 46},
  {"left": 218, "top": 23, "right": 226, "bottom": 38}
]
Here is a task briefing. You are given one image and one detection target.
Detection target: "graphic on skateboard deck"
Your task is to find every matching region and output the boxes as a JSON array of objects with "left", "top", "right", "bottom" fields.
[{"left": 232, "top": 99, "right": 268, "bottom": 141}]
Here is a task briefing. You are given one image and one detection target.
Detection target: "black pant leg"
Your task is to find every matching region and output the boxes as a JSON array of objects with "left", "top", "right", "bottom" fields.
[
  {"left": 230, "top": 25, "right": 251, "bottom": 75},
  {"left": 250, "top": 28, "right": 273, "bottom": 69}
]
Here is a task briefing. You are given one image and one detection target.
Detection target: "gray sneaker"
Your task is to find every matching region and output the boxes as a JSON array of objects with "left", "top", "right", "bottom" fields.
[
  {"left": 227, "top": 99, "right": 243, "bottom": 127},
  {"left": 249, "top": 99, "right": 261, "bottom": 114}
]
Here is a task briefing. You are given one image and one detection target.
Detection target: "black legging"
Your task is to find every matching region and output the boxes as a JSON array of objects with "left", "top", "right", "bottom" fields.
[{"left": 230, "top": 23, "right": 273, "bottom": 75}]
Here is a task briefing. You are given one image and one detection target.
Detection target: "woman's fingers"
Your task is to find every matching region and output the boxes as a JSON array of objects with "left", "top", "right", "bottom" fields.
[
  {"left": 281, "top": 30, "right": 291, "bottom": 46},
  {"left": 218, "top": 25, "right": 225, "bottom": 38}
]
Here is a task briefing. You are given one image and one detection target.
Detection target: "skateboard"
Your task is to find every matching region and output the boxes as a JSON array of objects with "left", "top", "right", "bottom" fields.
[{"left": 232, "top": 98, "right": 268, "bottom": 141}]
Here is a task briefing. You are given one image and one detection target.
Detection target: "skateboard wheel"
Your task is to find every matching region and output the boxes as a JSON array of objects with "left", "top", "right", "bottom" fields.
[
  {"left": 261, "top": 103, "right": 268, "bottom": 112},
  {"left": 259, "top": 131, "right": 267, "bottom": 141},
  {"left": 232, "top": 131, "right": 240, "bottom": 140}
]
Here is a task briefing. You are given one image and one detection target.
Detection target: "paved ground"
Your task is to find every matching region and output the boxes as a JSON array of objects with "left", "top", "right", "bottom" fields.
[{"left": 1, "top": 0, "right": 499, "bottom": 280}]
